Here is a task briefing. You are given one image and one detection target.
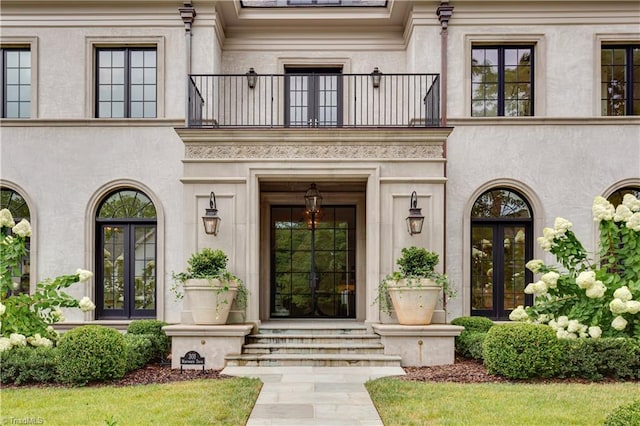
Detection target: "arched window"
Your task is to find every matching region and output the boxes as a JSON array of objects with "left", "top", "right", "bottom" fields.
[
  {"left": 1, "top": 188, "right": 31, "bottom": 294},
  {"left": 96, "top": 189, "right": 157, "bottom": 319},
  {"left": 471, "top": 188, "right": 533, "bottom": 320},
  {"left": 607, "top": 186, "right": 640, "bottom": 206}
]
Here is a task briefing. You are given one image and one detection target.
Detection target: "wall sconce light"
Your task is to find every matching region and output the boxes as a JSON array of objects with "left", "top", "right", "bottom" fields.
[
  {"left": 202, "top": 191, "right": 221, "bottom": 236},
  {"left": 371, "top": 67, "right": 382, "bottom": 88},
  {"left": 406, "top": 191, "right": 425, "bottom": 235},
  {"left": 246, "top": 67, "right": 257, "bottom": 89}
]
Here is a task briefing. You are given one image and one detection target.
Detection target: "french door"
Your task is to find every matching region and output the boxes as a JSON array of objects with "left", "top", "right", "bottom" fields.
[
  {"left": 270, "top": 205, "right": 356, "bottom": 318},
  {"left": 471, "top": 222, "right": 533, "bottom": 320},
  {"left": 285, "top": 68, "right": 343, "bottom": 127}
]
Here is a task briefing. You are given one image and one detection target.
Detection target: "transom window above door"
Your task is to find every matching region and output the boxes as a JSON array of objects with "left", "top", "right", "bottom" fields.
[{"left": 285, "top": 67, "right": 343, "bottom": 127}]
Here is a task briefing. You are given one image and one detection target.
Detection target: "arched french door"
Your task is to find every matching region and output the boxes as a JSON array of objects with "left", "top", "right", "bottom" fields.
[
  {"left": 0, "top": 187, "right": 31, "bottom": 295},
  {"left": 95, "top": 188, "right": 157, "bottom": 319},
  {"left": 470, "top": 188, "right": 533, "bottom": 320}
]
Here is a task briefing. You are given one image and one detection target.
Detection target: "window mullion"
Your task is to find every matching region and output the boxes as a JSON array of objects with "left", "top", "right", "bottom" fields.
[
  {"left": 498, "top": 47, "right": 505, "bottom": 116},
  {"left": 125, "top": 48, "right": 131, "bottom": 118}
]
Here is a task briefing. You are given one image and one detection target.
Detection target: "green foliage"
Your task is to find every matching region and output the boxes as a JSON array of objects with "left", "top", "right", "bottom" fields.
[
  {"left": 180, "top": 248, "right": 229, "bottom": 280},
  {"left": 123, "top": 334, "right": 155, "bottom": 372},
  {"left": 451, "top": 317, "right": 494, "bottom": 360},
  {"left": 396, "top": 246, "right": 439, "bottom": 277},
  {"left": 126, "top": 319, "right": 170, "bottom": 359},
  {"left": 451, "top": 316, "right": 494, "bottom": 333},
  {"left": 557, "top": 338, "right": 640, "bottom": 381},
  {"left": 483, "top": 323, "right": 562, "bottom": 379},
  {"left": 604, "top": 400, "right": 640, "bottom": 426},
  {"left": 0, "top": 346, "right": 59, "bottom": 385},
  {"left": 57, "top": 325, "right": 127, "bottom": 385}
]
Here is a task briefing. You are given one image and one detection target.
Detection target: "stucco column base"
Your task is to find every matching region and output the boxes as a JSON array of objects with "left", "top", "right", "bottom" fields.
[
  {"left": 163, "top": 324, "right": 253, "bottom": 370},
  {"left": 372, "top": 324, "right": 464, "bottom": 367}
]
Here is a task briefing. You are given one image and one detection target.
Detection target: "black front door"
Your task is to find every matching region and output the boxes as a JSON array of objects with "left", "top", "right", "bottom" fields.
[{"left": 270, "top": 205, "right": 356, "bottom": 318}]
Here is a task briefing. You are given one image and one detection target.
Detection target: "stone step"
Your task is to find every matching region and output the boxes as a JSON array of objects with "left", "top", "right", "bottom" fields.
[
  {"left": 258, "top": 323, "right": 369, "bottom": 335},
  {"left": 242, "top": 342, "right": 385, "bottom": 355},
  {"left": 247, "top": 333, "right": 382, "bottom": 345},
  {"left": 224, "top": 353, "right": 402, "bottom": 367}
]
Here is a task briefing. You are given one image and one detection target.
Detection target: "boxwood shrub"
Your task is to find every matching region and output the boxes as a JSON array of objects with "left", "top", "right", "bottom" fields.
[
  {"left": 123, "top": 333, "right": 155, "bottom": 372},
  {"left": 604, "top": 400, "right": 640, "bottom": 426},
  {"left": 451, "top": 316, "right": 494, "bottom": 360},
  {"left": 483, "top": 323, "right": 562, "bottom": 379},
  {"left": 57, "top": 325, "right": 127, "bottom": 385},
  {"left": 0, "top": 346, "right": 59, "bottom": 385},
  {"left": 126, "top": 319, "right": 170, "bottom": 360},
  {"left": 558, "top": 337, "right": 640, "bottom": 381}
]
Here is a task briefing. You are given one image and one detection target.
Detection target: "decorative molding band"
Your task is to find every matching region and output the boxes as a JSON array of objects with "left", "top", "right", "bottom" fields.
[{"left": 185, "top": 143, "right": 444, "bottom": 160}]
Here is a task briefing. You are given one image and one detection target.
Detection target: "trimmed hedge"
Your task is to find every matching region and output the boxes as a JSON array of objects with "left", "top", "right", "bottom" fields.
[
  {"left": 126, "top": 319, "right": 170, "bottom": 360},
  {"left": 483, "top": 323, "right": 563, "bottom": 379},
  {"left": 0, "top": 346, "right": 59, "bottom": 385},
  {"left": 604, "top": 400, "right": 640, "bottom": 426},
  {"left": 123, "top": 333, "right": 156, "bottom": 372},
  {"left": 57, "top": 325, "right": 127, "bottom": 385},
  {"left": 451, "top": 316, "right": 493, "bottom": 360},
  {"left": 558, "top": 337, "right": 640, "bottom": 381}
]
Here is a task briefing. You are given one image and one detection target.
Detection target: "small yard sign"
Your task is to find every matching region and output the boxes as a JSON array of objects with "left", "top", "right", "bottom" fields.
[{"left": 180, "top": 350, "right": 205, "bottom": 372}]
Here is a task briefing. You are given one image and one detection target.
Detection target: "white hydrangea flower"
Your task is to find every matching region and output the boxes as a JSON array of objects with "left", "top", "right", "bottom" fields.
[
  {"left": 9, "top": 333, "right": 27, "bottom": 347},
  {"left": 0, "top": 337, "right": 12, "bottom": 352},
  {"left": 622, "top": 193, "right": 640, "bottom": 212},
  {"left": 585, "top": 281, "right": 606, "bottom": 299},
  {"left": 78, "top": 297, "right": 96, "bottom": 312},
  {"left": 52, "top": 308, "right": 65, "bottom": 322},
  {"left": 525, "top": 259, "right": 544, "bottom": 274},
  {"left": 567, "top": 319, "right": 582, "bottom": 333},
  {"left": 536, "top": 314, "right": 551, "bottom": 324},
  {"left": 614, "top": 204, "right": 633, "bottom": 223},
  {"left": 27, "top": 334, "right": 53, "bottom": 348},
  {"left": 541, "top": 271, "right": 560, "bottom": 288},
  {"left": 553, "top": 217, "right": 573, "bottom": 236},
  {"left": 588, "top": 326, "right": 602, "bottom": 339},
  {"left": 0, "top": 302, "right": 5, "bottom": 316},
  {"left": 625, "top": 300, "right": 640, "bottom": 315},
  {"left": 626, "top": 213, "right": 640, "bottom": 232},
  {"left": 76, "top": 269, "right": 93, "bottom": 282},
  {"left": 576, "top": 270, "right": 596, "bottom": 289},
  {"left": 0, "top": 209, "right": 15, "bottom": 228},
  {"left": 537, "top": 236, "right": 552, "bottom": 251},
  {"left": 611, "top": 316, "right": 628, "bottom": 331},
  {"left": 613, "top": 286, "right": 633, "bottom": 303},
  {"left": 557, "top": 316, "right": 569, "bottom": 328},
  {"left": 548, "top": 319, "right": 559, "bottom": 331},
  {"left": 610, "top": 298, "right": 628, "bottom": 315},
  {"left": 509, "top": 305, "right": 528, "bottom": 321},
  {"left": 11, "top": 219, "right": 32, "bottom": 238},
  {"left": 592, "top": 196, "right": 615, "bottom": 222},
  {"left": 524, "top": 280, "right": 548, "bottom": 296}
]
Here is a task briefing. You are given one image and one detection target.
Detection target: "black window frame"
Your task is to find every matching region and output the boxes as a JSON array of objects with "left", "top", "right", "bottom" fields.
[
  {"left": 470, "top": 188, "right": 534, "bottom": 321},
  {"left": 284, "top": 67, "right": 343, "bottom": 127},
  {"left": 1, "top": 47, "right": 31, "bottom": 119},
  {"left": 471, "top": 45, "right": 535, "bottom": 117},
  {"left": 601, "top": 44, "right": 640, "bottom": 116},
  {"left": 95, "top": 47, "right": 157, "bottom": 119}
]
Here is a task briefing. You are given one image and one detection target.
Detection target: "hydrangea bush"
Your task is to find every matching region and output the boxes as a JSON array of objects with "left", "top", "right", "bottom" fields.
[
  {"left": 509, "top": 194, "right": 640, "bottom": 339},
  {"left": 0, "top": 209, "right": 95, "bottom": 351}
]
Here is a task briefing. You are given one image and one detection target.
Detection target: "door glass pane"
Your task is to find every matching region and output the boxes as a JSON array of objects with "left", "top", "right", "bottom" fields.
[
  {"left": 271, "top": 205, "right": 355, "bottom": 318},
  {"left": 471, "top": 226, "right": 493, "bottom": 311},
  {"left": 134, "top": 226, "right": 156, "bottom": 310},
  {"left": 503, "top": 226, "right": 526, "bottom": 310},
  {"left": 102, "top": 226, "right": 124, "bottom": 310}
]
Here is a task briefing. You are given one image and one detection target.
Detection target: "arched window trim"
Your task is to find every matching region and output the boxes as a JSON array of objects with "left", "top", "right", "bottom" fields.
[
  {"left": 85, "top": 180, "right": 165, "bottom": 322},
  {"left": 0, "top": 180, "right": 37, "bottom": 293}
]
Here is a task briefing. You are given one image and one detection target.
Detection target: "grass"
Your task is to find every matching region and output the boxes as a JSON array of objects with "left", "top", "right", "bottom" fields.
[
  {"left": 2, "top": 378, "right": 262, "bottom": 426},
  {"left": 366, "top": 379, "right": 640, "bottom": 426}
]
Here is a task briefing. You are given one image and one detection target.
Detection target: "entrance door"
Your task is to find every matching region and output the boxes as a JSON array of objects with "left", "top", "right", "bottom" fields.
[
  {"left": 285, "top": 67, "right": 343, "bottom": 127},
  {"left": 270, "top": 205, "right": 356, "bottom": 318}
]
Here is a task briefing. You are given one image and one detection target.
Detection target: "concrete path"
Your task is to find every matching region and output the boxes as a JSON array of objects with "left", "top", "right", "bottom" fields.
[{"left": 221, "top": 366, "right": 406, "bottom": 425}]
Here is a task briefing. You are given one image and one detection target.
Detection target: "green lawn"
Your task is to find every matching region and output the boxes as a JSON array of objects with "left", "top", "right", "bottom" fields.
[
  {"left": 366, "top": 379, "right": 640, "bottom": 426},
  {"left": 1, "top": 378, "right": 262, "bottom": 426}
]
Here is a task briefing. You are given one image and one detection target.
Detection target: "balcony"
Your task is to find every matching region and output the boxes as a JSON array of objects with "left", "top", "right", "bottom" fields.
[{"left": 186, "top": 72, "right": 440, "bottom": 128}]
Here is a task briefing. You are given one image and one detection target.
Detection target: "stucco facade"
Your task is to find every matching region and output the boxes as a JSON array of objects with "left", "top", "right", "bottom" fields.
[{"left": 1, "top": 0, "right": 639, "bottom": 327}]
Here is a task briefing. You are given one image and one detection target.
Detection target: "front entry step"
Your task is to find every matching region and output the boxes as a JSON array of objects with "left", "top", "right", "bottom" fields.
[{"left": 224, "top": 322, "right": 402, "bottom": 367}]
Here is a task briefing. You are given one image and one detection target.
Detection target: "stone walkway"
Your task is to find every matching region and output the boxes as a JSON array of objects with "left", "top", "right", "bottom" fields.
[{"left": 221, "top": 366, "right": 406, "bottom": 425}]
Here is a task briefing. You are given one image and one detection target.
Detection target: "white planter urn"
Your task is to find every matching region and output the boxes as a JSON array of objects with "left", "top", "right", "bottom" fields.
[
  {"left": 387, "top": 278, "right": 441, "bottom": 325},
  {"left": 183, "top": 278, "right": 237, "bottom": 325}
]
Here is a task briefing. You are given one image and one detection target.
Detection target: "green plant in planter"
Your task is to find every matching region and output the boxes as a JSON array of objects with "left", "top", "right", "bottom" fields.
[
  {"left": 376, "top": 246, "right": 455, "bottom": 315},
  {"left": 171, "top": 248, "right": 247, "bottom": 313}
]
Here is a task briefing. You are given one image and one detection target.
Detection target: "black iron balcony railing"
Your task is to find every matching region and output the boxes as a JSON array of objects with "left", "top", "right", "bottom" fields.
[{"left": 187, "top": 73, "right": 440, "bottom": 128}]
